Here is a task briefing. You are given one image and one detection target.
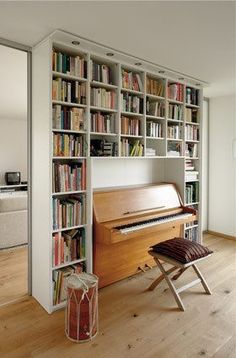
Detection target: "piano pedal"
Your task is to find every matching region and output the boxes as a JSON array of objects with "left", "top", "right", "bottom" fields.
[
  {"left": 144, "top": 263, "right": 153, "bottom": 270},
  {"left": 137, "top": 266, "right": 146, "bottom": 273}
]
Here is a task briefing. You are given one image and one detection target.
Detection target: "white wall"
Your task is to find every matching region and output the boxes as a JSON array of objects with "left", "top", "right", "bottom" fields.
[
  {"left": 208, "top": 95, "right": 236, "bottom": 236},
  {"left": 202, "top": 100, "right": 209, "bottom": 231},
  {"left": 0, "top": 119, "right": 27, "bottom": 185}
]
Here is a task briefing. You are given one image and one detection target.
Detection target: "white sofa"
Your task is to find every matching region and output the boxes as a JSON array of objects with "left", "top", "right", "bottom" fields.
[{"left": 0, "top": 191, "right": 27, "bottom": 249}]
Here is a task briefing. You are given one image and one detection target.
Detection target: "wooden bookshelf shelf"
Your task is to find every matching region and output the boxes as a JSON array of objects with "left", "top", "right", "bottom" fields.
[
  {"left": 52, "top": 100, "right": 87, "bottom": 108},
  {"left": 52, "top": 258, "right": 86, "bottom": 271},
  {"left": 90, "top": 80, "right": 118, "bottom": 90},
  {"left": 90, "top": 106, "right": 117, "bottom": 113},
  {"left": 52, "top": 71, "right": 87, "bottom": 82},
  {"left": 121, "top": 88, "right": 143, "bottom": 96},
  {"left": 52, "top": 190, "right": 86, "bottom": 196},
  {"left": 52, "top": 224, "right": 87, "bottom": 234},
  {"left": 146, "top": 93, "right": 165, "bottom": 101}
]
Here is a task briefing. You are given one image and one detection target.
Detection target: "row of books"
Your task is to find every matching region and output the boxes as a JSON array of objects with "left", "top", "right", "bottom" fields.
[
  {"left": 185, "top": 219, "right": 198, "bottom": 228},
  {"left": 52, "top": 50, "right": 87, "bottom": 78},
  {"left": 185, "top": 226, "right": 198, "bottom": 242},
  {"left": 185, "top": 107, "right": 198, "bottom": 123},
  {"left": 121, "top": 139, "right": 143, "bottom": 156},
  {"left": 168, "top": 104, "right": 183, "bottom": 121},
  {"left": 167, "top": 124, "right": 181, "bottom": 139},
  {"left": 90, "top": 112, "right": 116, "bottom": 133},
  {"left": 52, "top": 229, "right": 85, "bottom": 267},
  {"left": 90, "top": 88, "right": 115, "bottom": 109},
  {"left": 146, "top": 100, "right": 165, "bottom": 117},
  {"left": 52, "top": 105, "right": 84, "bottom": 131},
  {"left": 52, "top": 79, "right": 86, "bottom": 104},
  {"left": 53, "top": 262, "right": 85, "bottom": 305},
  {"left": 90, "top": 139, "right": 117, "bottom": 157},
  {"left": 185, "top": 182, "right": 199, "bottom": 204},
  {"left": 146, "top": 121, "right": 163, "bottom": 138},
  {"left": 168, "top": 83, "right": 184, "bottom": 102},
  {"left": 52, "top": 196, "right": 85, "bottom": 230},
  {"left": 146, "top": 77, "right": 165, "bottom": 97},
  {"left": 91, "top": 60, "right": 112, "bottom": 84},
  {"left": 122, "top": 69, "right": 142, "bottom": 92},
  {"left": 185, "top": 143, "right": 198, "bottom": 158},
  {"left": 186, "top": 87, "right": 199, "bottom": 106},
  {"left": 52, "top": 161, "right": 86, "bottom": 193},
  {"left": 185, "top": 125, "right": 199, "bottom": 141},
  {"left": 121, "top": 93, "right": 143, "bottom": 114},
  {"left": 53, "top": 133, "right": 85, "bottom": 157},
  {"left": 121, "top": 116, "right": 140, "bottom": 136}
]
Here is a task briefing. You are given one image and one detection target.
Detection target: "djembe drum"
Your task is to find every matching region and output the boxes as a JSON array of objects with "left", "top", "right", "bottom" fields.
[{"left": 65, "top": 272, "right": 98, "bottom": 342}]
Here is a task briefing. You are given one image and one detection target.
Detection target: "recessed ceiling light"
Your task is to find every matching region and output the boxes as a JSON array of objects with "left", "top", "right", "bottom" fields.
[
  {"left": 195, "top": 83, "right": 201, "bottom": 86},
  {"left": 135, "top": 62, "right": 142, "bottom": 66},
  {"left": 106, "top": 52, "right": 114, "bottom": 57},
  {"left": 72, "top": 41, "right": 80, "bottom": 46},
  {"left": 158, "top": 70, "right": 165, "bottom": 74},
  {"left": 178, "top": 77, "right": 184, "bottom": 81}
]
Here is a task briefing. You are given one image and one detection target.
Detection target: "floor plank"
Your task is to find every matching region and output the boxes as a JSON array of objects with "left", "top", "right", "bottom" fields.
[{"left": 0, "top": 235, "right": 235, "bottom": 358}]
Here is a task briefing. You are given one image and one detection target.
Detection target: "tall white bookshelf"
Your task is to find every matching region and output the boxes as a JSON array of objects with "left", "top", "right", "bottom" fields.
[{"left": 32, "top": 30, "right": 204, "bottom": 313}]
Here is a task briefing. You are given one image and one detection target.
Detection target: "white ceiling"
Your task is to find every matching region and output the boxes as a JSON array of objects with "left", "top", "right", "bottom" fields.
[{"left": 0, "top": 1, "right": 235, "bottom": 103}]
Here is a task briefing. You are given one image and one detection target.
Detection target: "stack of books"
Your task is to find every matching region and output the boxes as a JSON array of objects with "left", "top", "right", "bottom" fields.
[
  {"left": 185, "top": 159, "right": 195, "bottom": 170},
  {"left": 185, "top": 107, "right": 198, "bottom": 122},
  {"left": 146, "top": 100, "right": 165, "bottom": 117},
  {"left": 53, "top": 133, "right": 84, "bottom": 157},
  {"left": 121, "top": 116, "right": 140, "bottom": 136},
  {"left": 146, "top": 121, "right": 162, "bottom": 138},
  {"left": 186, "top": 87, "right": 199, "bottom": 106},
  {"left": 168, "top": 83, "right": 183, "bottom": 102},
  {"left": 167, "top": 124, "right": 181, "bottom": 139},
  {"left": 90, "top": 112, "right": 115, "bottom": 133},
  {"left": 52, "top": 161, "right": 86, "bottom": 193},
  {"left": 168, "top": 104, "right": 183, "bottom": 120},
  {"left": 185, "top": 125, "right": 199, "bottom": 141},
  {"left": 90, "top": 88, "right": 115, "bottom": 109},
  {"left": 185, "top": 171, "right": 199, "bottom": 181},
  {"left": 146, "top": 148, "right": 156, "bottom": 156},
  {"left": 52, "top": 196, "right": 85, "bottom": 230},
  {"left": 91, "top": 61, "right": 112, "bottom": 84},
  {"left": 167, "top": 142, "right": 181, "bottom": 156},
  {"left": 121, "top": 93, "right": 143, "bottom": 114}
]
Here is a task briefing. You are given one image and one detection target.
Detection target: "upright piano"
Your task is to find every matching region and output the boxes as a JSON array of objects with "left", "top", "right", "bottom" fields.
[{"left": 93, "top": 183, "right": 197, "bottom": 288}]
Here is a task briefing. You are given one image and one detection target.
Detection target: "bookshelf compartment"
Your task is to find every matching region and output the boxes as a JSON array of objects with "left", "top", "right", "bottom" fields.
[
  {"left": 185, "top": 124, "right": 199, "bottom": 141},
  {"left": 52, "top": 262, "right": 86, "bottom": 306},
  {"left": 52, "top": 194, "right": 86, "bottom": 231},
  {"left": 146, "top": 76, "right": 165, "bottom": 98},
  {"left": 53, "top": 132, "right": 86, "bottom": 157},
  {"left": 185, "top": 106, "right": 199, "bottom": 123},
  {"left": 52, "top": 104, "right": 85, "bottom": 131},
  {"left": 90, "top": 87, "right": 116, "bottom": 110},
  {"left": 146, "top": 97, "right": 165, "bottom": 118},
  {"left": 167, "top": 82, "right": 184, "bottom": 102},
  {"left": 121, "top": 92, "right": 144, "bottom": 115},
  {"left": 121, "top": 67, "right": 143, "bottom": 92},
  {"left": 52, "top": 227, "right": 86, "bottom": 268},
  {"left": 186, "top": 86, "right": 199, "bottom": 106},
  {"left": 90, "top": 57, "right": 117, "bottom": 86},
  {"left": 185, "top": 142, "right": 198, "bottom": 158},
  {"left": 90, "top": 137, "right": 118, "bottom": 157},
  {"left": 52, "top": 160, "right": 86, "bottom": 193},
  {"left": 185, "top": 182, "right": 199, "bottom": 204},
  {"left": 146, "top": 138, "right": 165, "bottom": 157},
  {"left": 121, "top": 116, "right": 141, "bottom": 137},
  {"left": 168, "top": 103, "right": 183, "bottom": 121},
  {"left": 90, "top": 111, "right": 117, "bottom": 134},
  {"left": 167, "top": 123, "right": 182, "bottom": 140},
  {"left": 120, "top": 137, "right": 144, "bottom": 157},
  {"left": 52, "top": 48, "right": 87, "bottom": 79},
  {"left": 146, "top": 119, "right": 164, "bottom": 139},
  {"left": 52, "top": 78, "right": 86, "bottom": 105},
  {"left": 167, "top": 141, "right": 182, "bottom": 157}
]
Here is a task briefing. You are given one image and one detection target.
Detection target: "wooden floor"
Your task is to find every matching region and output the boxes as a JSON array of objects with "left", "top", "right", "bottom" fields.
[
  {"left": 0, "top": 234, "right": 235, "bottom": 358},
  {"left": 0, "top": 246, "right": 28, "bottom": 306}
]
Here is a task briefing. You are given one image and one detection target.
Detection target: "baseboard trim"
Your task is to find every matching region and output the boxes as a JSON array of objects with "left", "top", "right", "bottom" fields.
[{"left": 204, "top": 230, "right": 236, "bottom": 241}]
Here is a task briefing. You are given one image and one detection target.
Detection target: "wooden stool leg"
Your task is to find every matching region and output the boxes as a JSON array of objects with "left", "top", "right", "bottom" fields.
[
  {"left": 192, "top": 264, "right": 212, "bottom": 295},
  {"left": 154, "top": 258, "right": 185, "bottom": 311},
  {"left": 172, "top": 267, "right": 188, "bottom": 281},
  {"left": 148, "top": 266, "right": 177, "bottom": 291}
]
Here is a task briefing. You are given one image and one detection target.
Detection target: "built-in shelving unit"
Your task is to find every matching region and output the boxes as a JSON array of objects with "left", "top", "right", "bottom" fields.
[{"left": 32, "top": 30, "right": 204, "bottom": 313}]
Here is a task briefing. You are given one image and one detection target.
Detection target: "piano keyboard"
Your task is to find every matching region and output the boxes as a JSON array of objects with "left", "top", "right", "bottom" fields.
[{"left": 115, "top": 212, "right": 192, "bottom": 234}]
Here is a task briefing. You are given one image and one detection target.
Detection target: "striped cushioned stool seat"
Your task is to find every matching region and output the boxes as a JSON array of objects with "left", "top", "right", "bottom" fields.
[{"left": 147, "top": 237, "right": 213, "bottom": 311}]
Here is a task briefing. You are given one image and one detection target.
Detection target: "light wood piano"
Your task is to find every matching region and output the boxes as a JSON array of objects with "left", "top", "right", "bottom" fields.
[{"left": 93, "top": 183, "right": 197, "bottom": 288}]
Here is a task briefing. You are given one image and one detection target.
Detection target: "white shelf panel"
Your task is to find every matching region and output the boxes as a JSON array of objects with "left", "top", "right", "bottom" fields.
[
  {"left": 185, "top": 140, "right": 199, "bottom": 143},
  {"left": 90, "top": 132, "right": 117, "bottom": 136},
  {"left": 52, "top": 258, "right": 86, "bottom": 271},
  {"left": 52, "top": 190, "right": 86, "bottom": 196},
  {"left": 185, "top": 121, "right": 200, "bottom": 126},
  {"left": 121, "top": 87, "right": 144, "bottom": 96},
  {"left": 146, "top": 93, "right": 165, "bottom": 101},
  {"left": 168, "top": 99, "right": 184, "bottom": 105},
  {"left": 185, "top": 103, "right": 200, "bottom": 109},
  {"left": 90, "top": 80, "right": 118, "bottom": 90},
  {"left": 185, "top": 179, "right": 199, "bottom": 183},
  {"left": 146, "top": 115, "right": 165, "bottom": 121},
  {"left": 120, "top": 134, "right": 143, "bottom": 138},
  {"left": 167, "top": 118, "right": 183, "bottom": 123},
  {"left": 52, "top": 129, "right": 86, "bottom": 134},
  {"left": 52, "top": 224, "right": 87, "bottom": 234},
  {"left": 90, "top": 106, "right": 117, "bottom": 113},
  {"left": 52, "top": 156, "right": 87, "bottom": 160},
  {"left": 185, "top": 157, "right": 199, "bottom": 160},
  {"left": 52, "top": 71, "right": 87, "bottom": 82},
  {"left": 0, "top": 184, "right": 27, "bottom": 189},
  {"left": 185, "top": 224, "right": 198, "bottom": 230},
  {"left": 121, "top": 111, "right": 143, "bottom": 117},
  {"left": 167, "top": 138, "right": 183, "bottom": 142},
  {"left": 52, "top": 100, "right": 87, "bottom": 108},
  {"left": 185, "top": 202, "right": 199, "bottom": 206},
  {"left": 146, "top": 136, "right": 164, "bottom": 140}
]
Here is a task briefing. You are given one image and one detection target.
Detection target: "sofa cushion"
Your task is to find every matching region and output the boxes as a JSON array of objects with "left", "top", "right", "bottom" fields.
[{"left": 0, "top": 192, "right": 27, "bottom": 212}]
